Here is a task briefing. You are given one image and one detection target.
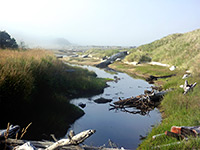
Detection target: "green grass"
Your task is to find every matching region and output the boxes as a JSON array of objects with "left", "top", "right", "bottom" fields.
[
  {"left": 125, "top": 28, "right": 200, "bottom": 71},
  {"left": 108, "top": 62, "right": 200, "bottom": 149},
  {"left": 134, "top": 64, "right": 176, "bottom": 77},
  {"left": 140, "top": 78, "right": 200, "bottom": 149},
  {"left": 81, "top": 48, "right": 123, "bottom": 59}
]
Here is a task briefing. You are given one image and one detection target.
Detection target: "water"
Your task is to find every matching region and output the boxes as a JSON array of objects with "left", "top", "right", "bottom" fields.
[{"left": 66, "top": 65, "right": 161, "bottom": 149}]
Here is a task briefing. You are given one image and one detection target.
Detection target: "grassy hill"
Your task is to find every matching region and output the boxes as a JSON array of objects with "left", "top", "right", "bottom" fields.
[
  {"left": 108, "top": 28, "right": 200, "bottom": 149},
  {"left": 125, "top": 29, "right": 200, "bottom": 72}
]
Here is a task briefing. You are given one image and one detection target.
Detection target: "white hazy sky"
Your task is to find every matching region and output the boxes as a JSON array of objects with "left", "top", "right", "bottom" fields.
[{"left": 0, "top": 0, "right": 200, "bottom": 46}]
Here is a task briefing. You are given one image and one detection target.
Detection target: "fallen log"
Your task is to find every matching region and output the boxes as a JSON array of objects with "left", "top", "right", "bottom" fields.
[
  {"left": 2, "top": 138, "right": 126, "bottom": 150},
  {"left": 45, "top": 129, "right": 96, "bottom": 150},
  {"left": 1, "top": 130, "right": 96, "bottom": 150}
]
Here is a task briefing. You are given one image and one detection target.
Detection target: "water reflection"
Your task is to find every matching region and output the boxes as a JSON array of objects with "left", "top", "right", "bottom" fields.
[{"left": 66, "top": 65, "right": 161, "bottom": 149}]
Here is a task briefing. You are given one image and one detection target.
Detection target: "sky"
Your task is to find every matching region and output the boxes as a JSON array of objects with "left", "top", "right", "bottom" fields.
[{"left": 0, "top": 0, "right": 200, "bottom": 47}]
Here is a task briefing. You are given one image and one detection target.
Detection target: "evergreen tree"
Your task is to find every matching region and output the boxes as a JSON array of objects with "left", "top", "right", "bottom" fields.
[{"left": 0, "top": 31, "right": 18, "bottom": 49}]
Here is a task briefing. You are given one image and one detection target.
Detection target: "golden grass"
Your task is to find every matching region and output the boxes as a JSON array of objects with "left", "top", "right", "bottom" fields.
[
  {"left": 0, "top": 49, "right": 56, "bottom": 101},
  {"left": 20, "top": 122, "right": 32, "bottom": 139}
]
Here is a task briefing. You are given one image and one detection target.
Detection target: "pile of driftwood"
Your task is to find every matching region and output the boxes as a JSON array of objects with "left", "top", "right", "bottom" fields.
[
  {"left": 109, "top": 88, "right": 168, "bottom": 115},
  {"left": 0, "top": 128, "right": 96, "bottom": 150},
  {"left": 0, "top": 124, "right": 126, "bottom": 150}
]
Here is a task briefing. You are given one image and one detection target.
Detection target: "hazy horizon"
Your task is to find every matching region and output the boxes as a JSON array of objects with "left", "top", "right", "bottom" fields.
[{"left": 1, "top": 0, "right": 200, "bottom": 48}]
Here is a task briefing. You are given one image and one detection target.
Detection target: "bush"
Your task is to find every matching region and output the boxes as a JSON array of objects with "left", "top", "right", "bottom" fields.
[
  {"left": 139, "top": 55, "right": 152, "bottom": 63},
  {"left": 0, "top": 31, "right": 18, "bottom": 49}
]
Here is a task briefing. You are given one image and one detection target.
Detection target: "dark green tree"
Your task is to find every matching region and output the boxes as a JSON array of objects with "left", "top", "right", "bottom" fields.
[{"left": 0, "top": 31, "right": 18, "bottom": 49}]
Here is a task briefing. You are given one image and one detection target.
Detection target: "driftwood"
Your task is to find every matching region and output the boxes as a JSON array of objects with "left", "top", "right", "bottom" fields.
[
  {"left": 182, "top": 80, "right": 197, "bottom": 95},
  {"left": 109, "top": 104, "right": 150, "bottom": 116},
  {"left": 1, "top": 130, "right": 96, "bottom": 150},
  {"left": 0, "top": 125, "right": 20, "bottom": 140},
  {"left": 113, "top": 90, "right": 166, "bottom": 106},
  {"left": 46, "top": 130, "right": 95, "bottom": 150},
  {"left": 2, "top": 138, "right": 126, "bottom": 150},
  {"left": 110, "top": 90, "right": 168, "bottom": 115},
  {"left": 96, "top": 51, "right": 128, "bottom": 68}
]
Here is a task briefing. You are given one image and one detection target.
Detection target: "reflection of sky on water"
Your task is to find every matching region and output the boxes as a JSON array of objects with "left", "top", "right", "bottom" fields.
[{"left": 67, "top": 65, "right": 161, "bottom": 149}]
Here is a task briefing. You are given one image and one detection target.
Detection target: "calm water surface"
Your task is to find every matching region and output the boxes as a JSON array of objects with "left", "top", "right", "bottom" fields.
[{"left": 66, "top": 65, "right": 161, "bottom": 149}]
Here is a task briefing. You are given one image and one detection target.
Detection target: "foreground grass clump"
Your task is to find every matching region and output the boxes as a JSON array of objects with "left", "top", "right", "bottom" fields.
[
  {"left": 139, "top": 75, "right": 200, "bottom": 150},
  {"left": 0, "top": 49, "right": 107, "bottom": 139}
]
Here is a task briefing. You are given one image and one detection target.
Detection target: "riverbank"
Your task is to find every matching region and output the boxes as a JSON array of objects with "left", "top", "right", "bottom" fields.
[
  {"left": 0, "top": 49, "right": 108, "bottom": 140},
  {"left": 108, "top": 62, "right": 200, "bottom": 149},
  {"left": 66, "top": 64, "right": 161, "bottom": 149},
  {"left": 64, "top": 55, "right": 200, "bottom": 149}
]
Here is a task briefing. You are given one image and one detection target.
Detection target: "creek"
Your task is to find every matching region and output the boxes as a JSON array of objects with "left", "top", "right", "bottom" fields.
[{"left": 65, "top": 65, "right": 161, "bottom": 149}]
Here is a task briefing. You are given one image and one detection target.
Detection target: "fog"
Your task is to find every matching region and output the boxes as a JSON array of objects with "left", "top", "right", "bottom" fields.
[{"left": 1, "top": 0, "right": 200, "bottom": 48}]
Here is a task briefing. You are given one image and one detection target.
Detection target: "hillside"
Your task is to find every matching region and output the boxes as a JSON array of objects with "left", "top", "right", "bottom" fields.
[{"left": 125, "top": 29, "right": 200, "bottom": 72}]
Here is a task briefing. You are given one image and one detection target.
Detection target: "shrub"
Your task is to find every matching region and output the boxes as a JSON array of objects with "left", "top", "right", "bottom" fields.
[{"left": 0, "top": 31, "right": 18, "bottom": 49}]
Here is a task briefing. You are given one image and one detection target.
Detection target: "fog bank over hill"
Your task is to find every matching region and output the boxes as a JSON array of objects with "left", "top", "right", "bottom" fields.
[
  {"left": 12, "top": 32, "right": 134, "bottom": 50},
  {"left": 12, "top": 33, "right": 73, "bottom": 49}
]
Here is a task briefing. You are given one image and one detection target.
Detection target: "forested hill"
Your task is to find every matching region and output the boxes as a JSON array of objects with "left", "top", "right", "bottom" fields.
[{"left": 125, "top": 28, "right": 200, "bottom": 72}]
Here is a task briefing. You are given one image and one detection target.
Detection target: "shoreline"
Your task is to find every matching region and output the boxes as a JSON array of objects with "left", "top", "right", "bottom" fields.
[{"left": 64, "top": 57, "right": 200, "bottom": 149}]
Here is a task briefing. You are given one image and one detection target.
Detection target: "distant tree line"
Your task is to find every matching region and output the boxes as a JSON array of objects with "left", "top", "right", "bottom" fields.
[{"left": 0, "top": 31, "right": 18, "bottom": 49}]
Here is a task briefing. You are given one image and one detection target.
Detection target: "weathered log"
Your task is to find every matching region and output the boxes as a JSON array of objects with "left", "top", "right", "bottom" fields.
[
  {"left": 1, "top": 130, "right": 96, "bottom": 150},
  {"left": 1, "top": 138, "right": 52, "bottom": 149},
  {"left": 45, "top": 129, "right": 96, "bottom": 150},
  {"left": 96, "top": 51, "right": 128, "bottom": 68},
  {"left": 15, "top": 142, "right": 37, "bottom": 150},
  {"left": 1, "top": 138, "right": 127, "bottom": 150},
  {"left": 0, "top": 125, "right": 20, "bottom": 140}
]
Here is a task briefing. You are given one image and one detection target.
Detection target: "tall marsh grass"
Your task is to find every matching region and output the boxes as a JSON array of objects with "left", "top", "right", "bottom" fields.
[
  {"left": 0, "top": 49, "right": 107, "bottom": 104},
  {"left": 0, "top": 49, "right": 107, "bottom": 139}
]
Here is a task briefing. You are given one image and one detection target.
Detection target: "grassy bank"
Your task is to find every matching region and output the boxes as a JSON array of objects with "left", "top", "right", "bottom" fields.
[
  {"left": 64, "top": 28, "right": 200, "bottom": 149},
  {"left": 109, "top": 61, "right": 200, "bottom": 149},
  {"left": 0, "top": 49, "right": 108, "bottom": 140},
  {"left": 125, "top": 28, "right": 200, "bottom": 71}
]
